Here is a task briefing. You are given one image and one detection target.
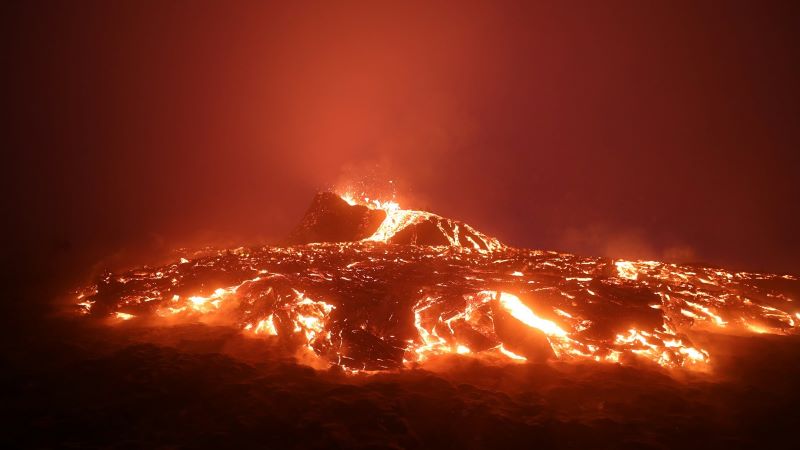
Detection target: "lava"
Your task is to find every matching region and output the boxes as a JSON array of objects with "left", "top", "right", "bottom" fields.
[{"left": 74, "top": 193, "right": 800, "bottom": 372}]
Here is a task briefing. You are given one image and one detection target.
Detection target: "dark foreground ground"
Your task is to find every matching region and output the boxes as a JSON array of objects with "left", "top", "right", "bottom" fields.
[{"left": 5, "top": 314, "right": 800, "bottom": 450}]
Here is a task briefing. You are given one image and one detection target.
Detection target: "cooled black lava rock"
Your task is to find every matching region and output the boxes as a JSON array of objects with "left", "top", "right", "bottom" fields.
[
  {"left": 388, "top": 216, "right": 498, "bottom": 250},
  {"left": 285, "top": 192, "right": 386, "bottom": 245}
]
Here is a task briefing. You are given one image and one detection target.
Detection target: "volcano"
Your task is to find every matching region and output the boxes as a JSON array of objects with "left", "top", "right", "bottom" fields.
[
  {"left": 75, "top": 192, "right": 799, "bottom": 372},
  {"left": 287, "top": 192, "right": 503, "bottom": 251}
]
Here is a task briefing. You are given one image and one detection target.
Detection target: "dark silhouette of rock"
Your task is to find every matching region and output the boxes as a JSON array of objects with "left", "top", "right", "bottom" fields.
[
  {"left": 390, "top": 219, "right": 451, "bottom": 246},
  {"left": 285, "top": 192, "right": 385, "bottom": 245},
  {"left": 285, "top": 191, "right": 503, "bottom": 250},
  {"left": 388, "top": 216, "right": 499, "bottom": 250}
]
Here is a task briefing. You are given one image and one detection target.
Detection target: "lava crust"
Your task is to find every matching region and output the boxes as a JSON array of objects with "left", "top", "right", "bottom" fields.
[{"left": 75, "top": 193, "right": 800, "bottom": 372}]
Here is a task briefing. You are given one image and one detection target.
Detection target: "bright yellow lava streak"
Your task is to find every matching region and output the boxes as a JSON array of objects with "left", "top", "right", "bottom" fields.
[{"left": 496, "top": 292, "right": 568, "bottom": 337}]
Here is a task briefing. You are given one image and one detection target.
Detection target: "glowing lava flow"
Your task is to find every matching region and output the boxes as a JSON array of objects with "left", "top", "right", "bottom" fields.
[
  {"left": 73, "top": 198, "right": 800, "bottom": 373},
  {"left": 497, "top": 291, "right": 568, "bottom": 338},
  {"left": 340, "top": 193, "right": 504, "bottom": 251}
]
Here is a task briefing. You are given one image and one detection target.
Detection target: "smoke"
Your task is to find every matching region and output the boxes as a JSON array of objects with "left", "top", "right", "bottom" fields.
[
  {"left": 5, "top": 3, "right": 800, "bottom": 447},
  {"left": 5, "top": 0, "right": 800, "bottom": 299},
  {"left": 558, "top": 224, "right": 697, "bottom": 263}
]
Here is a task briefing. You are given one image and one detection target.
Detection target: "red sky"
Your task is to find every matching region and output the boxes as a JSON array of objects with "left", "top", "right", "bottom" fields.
[{"left": 5, "top": 0, "right": 800, "bottom": 274}]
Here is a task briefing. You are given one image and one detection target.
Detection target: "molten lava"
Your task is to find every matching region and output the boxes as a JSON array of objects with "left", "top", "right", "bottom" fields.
[{"left": 75, "top": 193, "right": 799, "bottom": 372}]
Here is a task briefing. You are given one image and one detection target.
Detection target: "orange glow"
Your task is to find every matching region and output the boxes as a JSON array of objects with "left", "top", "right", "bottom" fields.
[
  {"left": 615, "top": 260, "right": 639, "bottom": 280},
  {"left": 497, "top": 344, "right": 527, "bottom": 361},
  {"left": 337, "top": 192, "right": 504, "bottom": 251},
  {"left": 250, "top": 315, "right": 278, "bottom": 336},
  {"left": 115, "top": 312, "right": 135, "bottom": 321},
  {"left": 74, "top": 207, "right": 799, "bottom": 373},
  {"left": 496, "top": 292, "right": 567, "bottom": 337}
]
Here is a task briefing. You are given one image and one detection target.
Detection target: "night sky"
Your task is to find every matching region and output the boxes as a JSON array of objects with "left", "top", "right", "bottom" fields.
[{"left": 5, "top": 0, "right": 800, "bottom": 277}]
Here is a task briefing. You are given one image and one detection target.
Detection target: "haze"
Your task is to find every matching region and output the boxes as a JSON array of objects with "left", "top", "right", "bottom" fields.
[{"left": 5, "top": 0, "right": 800, "bottom": 278}]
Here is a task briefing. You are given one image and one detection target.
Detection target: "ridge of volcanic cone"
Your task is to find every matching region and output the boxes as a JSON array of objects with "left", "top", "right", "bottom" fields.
[
  {"left": 285, "top": 192, "right": 386, "bottom": 245},
  {"left": 285, "top": 191, "right": 504, "bottom": 250}
]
